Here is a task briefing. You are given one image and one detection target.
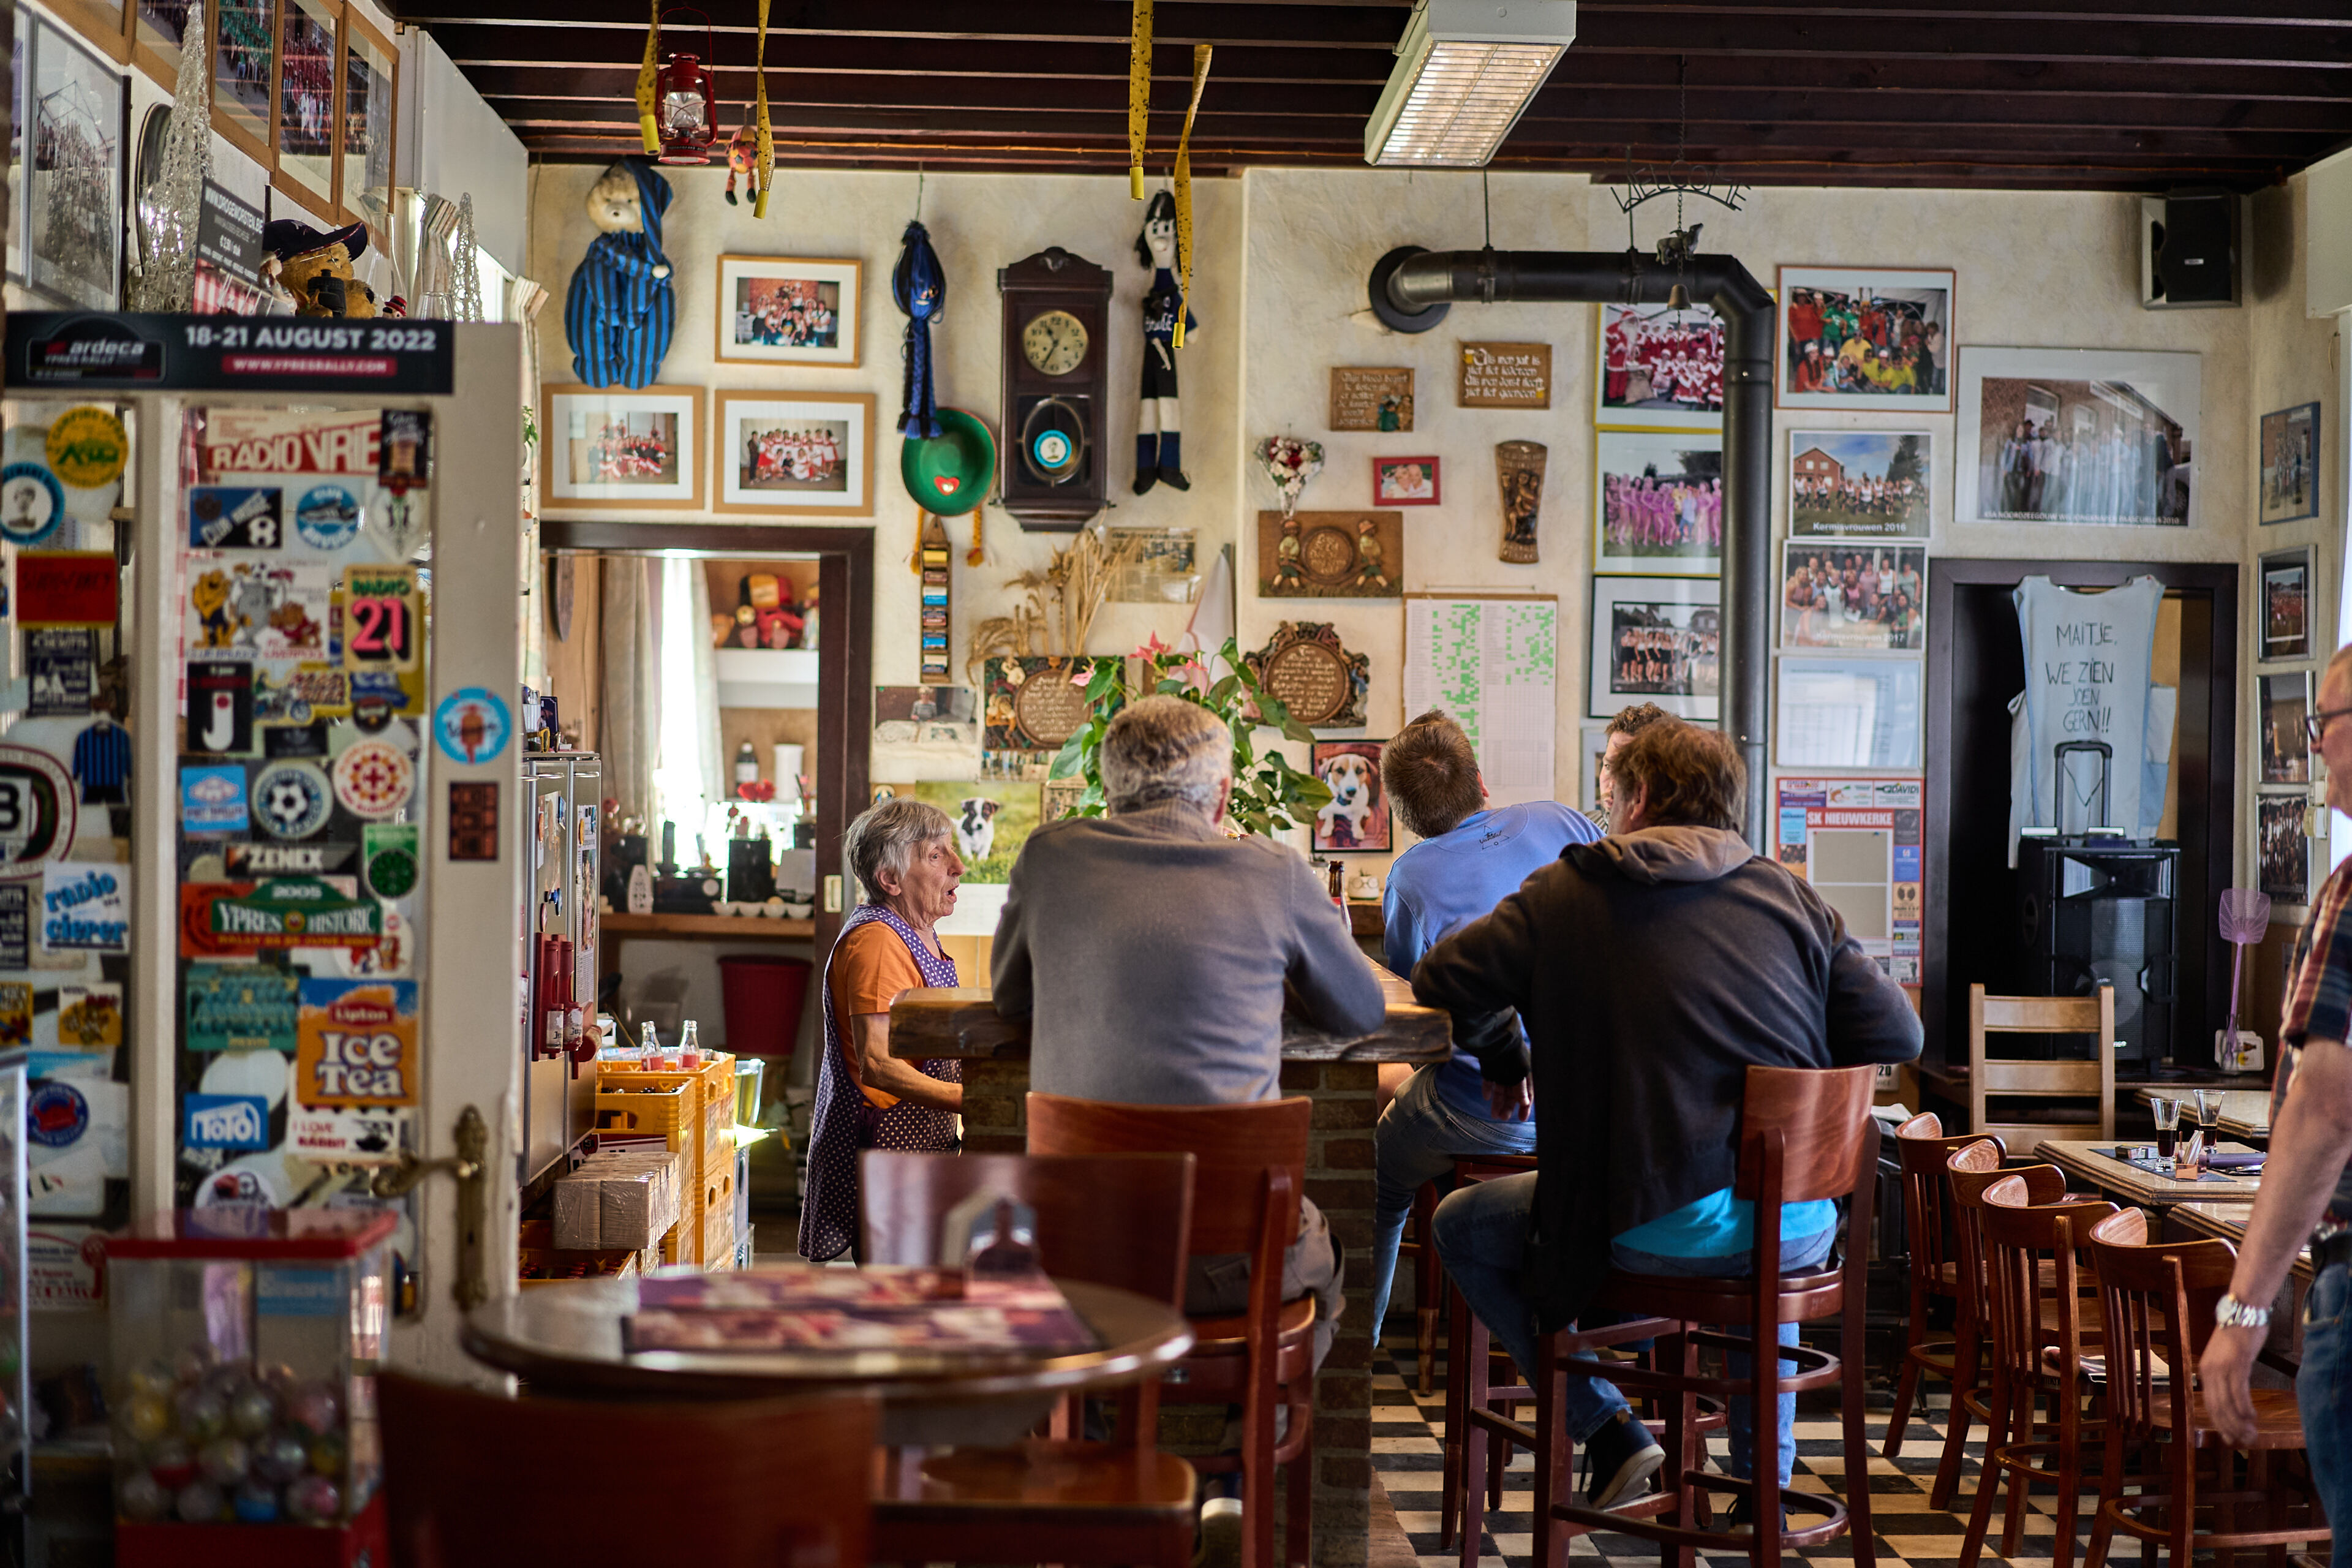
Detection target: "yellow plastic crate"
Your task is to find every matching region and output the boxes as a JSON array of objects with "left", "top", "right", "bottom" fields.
[
  {"left": 701, "top": 1204, "right": 736, "bottom": 1272},
  {"left": 599, "top": 1054, "right": 736, "bottom": 1177}
]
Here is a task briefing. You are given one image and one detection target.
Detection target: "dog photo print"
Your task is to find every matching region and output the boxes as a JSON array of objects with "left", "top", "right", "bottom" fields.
[
  {"left": 1310, "top": 741, "right": 1390, "bottom": 854},
  {"left": 872, "top": 780, "right": 1041, "bottom": 884}
]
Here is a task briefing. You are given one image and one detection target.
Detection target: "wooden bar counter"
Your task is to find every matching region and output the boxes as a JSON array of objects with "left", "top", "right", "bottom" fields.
[{"left": 891, "top": 963, "right": 1449, "bottom": 1568}]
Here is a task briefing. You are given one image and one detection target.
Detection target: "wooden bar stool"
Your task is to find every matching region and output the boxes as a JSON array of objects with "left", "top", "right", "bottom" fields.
[
  {"left": 1438, "top": 1151, "right": 1538, "bottom": 1558},
  {"left": 2084, "top": 1210, "right": 2331, "bottom": 1568},
  {"left": 1956, "top": 1175, "right": 2117, "bottom": 1568},
  {"left": 1026, "top": 1093, "right": 1317, "bottom": 1568},
  {"left": 1399, "top": 1178, "right": 1444, "bottom": 1395},
  {"left": 1930, "top": 1142, "right": 2067, "bottom": 1510},
  {"left": 1531, "top": 1064, "right": 1881, "bottom": 1568},
  {"left": 859, "top": 1149, "right": 1202, "bottom": 1567},
  {"left": 1883, "top": 1114, "right": 2003, "bottom": 1458}
]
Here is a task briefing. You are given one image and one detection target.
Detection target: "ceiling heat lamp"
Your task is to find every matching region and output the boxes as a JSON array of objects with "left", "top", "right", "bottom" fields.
[
  {"left": 646, "top": 7, "right": 718, "bottom": 165},
  {"left": 1363, "top": 0, "right": 1577, "bottom": 168}
]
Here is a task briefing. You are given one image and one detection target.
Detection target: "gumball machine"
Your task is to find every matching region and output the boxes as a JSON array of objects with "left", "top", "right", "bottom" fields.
[{"left": 104, "top": 1209, "right": 393, "bottom": 1566}]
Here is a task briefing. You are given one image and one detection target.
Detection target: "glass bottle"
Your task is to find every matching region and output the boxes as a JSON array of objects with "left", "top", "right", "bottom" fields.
[
  {"left": 679, "top": 1020, "right": 704, "bottom": 1070},
  {"left": 638, "top": 1020, "right": 660, "bottom": 1066}
]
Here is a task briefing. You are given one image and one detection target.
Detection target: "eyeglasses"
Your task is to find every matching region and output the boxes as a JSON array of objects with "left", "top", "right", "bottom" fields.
[{"left": 2305, "top": 705, "right": 2352, "bottom": 744}]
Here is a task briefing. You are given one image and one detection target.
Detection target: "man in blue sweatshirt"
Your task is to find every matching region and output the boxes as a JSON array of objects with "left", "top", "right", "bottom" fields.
[{"left": 1362, "top": 710, "right": 1600, "bottom": 1362}]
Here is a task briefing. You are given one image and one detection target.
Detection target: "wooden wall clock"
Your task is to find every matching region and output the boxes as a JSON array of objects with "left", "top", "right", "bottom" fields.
[{"left": 997, "top": 247, "right": 1114, "bottom": 532}]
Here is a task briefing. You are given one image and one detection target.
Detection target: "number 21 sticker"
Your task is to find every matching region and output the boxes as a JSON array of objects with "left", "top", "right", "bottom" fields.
[{"left": 341, "top": 565, "right": 421, "bottom": 674}]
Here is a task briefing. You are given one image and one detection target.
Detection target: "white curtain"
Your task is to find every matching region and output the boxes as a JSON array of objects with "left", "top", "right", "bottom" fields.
[
  {"left": 599, "top": 557, "right": 660, "bottom": 826},
  {"left": 654, "top": 558, "right": 726, "bottom": 862}
]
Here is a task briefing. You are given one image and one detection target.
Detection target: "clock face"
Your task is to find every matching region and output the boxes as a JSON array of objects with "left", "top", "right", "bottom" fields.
[{"left": 1022, "top": 309, "right": 1090, "bottom": 377}]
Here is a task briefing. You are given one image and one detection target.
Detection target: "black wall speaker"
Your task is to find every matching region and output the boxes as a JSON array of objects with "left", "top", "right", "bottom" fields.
[
  {"left": 2141, "top": 189, "right": 2243, "bottom": 309},
  {"left": 2016, "top": 839, "right": 2180, "bottom": 1063}
]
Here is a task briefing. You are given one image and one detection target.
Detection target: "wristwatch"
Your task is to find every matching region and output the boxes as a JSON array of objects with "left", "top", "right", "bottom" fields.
[{"left": 2215, "top": 1294, "right": 2273, "bottom": 1330}]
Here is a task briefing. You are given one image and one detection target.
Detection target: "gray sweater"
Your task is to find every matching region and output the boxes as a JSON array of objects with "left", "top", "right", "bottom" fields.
[{"left": 992, "top": 801, "right": 1389, "bottom": 1104}]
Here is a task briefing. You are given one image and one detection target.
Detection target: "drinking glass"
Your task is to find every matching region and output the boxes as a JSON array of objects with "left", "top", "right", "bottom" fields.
[
  {"left": 2150, "top": 1096, "right": 2181, "bottom": 1159},
  {"left": 2193, "top": 1088, "right": 2225, "bottom": 1139}
]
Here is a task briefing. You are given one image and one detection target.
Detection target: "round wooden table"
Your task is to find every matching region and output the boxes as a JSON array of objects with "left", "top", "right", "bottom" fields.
[{"left": 463, "top": 1276, "right": 1193, "bottom": 1446}]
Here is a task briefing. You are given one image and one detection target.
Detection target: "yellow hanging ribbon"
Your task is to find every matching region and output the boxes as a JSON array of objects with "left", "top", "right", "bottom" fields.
[
  {"left": 635, "top": 1, "right": 662, "bottom": 155},
  {"left": 752, "top": 0, "right": 774, "bottom": 217},
  {"left": 1170, "top": 43, "right": 1212, "bottom": 349},
  {"left": 1126, "top": 0, "right": 1153, "bottom": 200}
]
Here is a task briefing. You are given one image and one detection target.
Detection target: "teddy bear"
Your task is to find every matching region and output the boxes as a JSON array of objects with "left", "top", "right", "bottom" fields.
[
  {"left": 262, "top": 219, "right": 381, "bottom": 318},
  {"left": 564, "top": 157, "right": 676, "bottom": 388}
]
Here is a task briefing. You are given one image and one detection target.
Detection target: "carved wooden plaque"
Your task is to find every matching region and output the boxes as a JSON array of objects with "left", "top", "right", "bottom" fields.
[
  {"left": 1496, "top": 441, "right": 1547, "bottom": 565},
  {"left": 1329, "top": 367, "right": 1415, "bottom": 432},
  {"left": 1245, "top": 621, "right": 1370, "bottom": 730},
  {"left": 1256, "top": 510, "right": 1404, "bottom": 600},
  {"left": 1460, "top": 342, "right": 1553, "bottom": 409}
]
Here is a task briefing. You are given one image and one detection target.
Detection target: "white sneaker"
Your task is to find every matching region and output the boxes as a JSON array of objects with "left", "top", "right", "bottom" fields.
[{"left": 1198, "top": 1496, "right": 1244, "bottom": 1568}]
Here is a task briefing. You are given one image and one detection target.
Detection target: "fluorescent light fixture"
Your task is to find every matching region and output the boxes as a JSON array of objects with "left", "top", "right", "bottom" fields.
[{"left": 1364, "top": 0, "right": 1577, "bottom": 168}]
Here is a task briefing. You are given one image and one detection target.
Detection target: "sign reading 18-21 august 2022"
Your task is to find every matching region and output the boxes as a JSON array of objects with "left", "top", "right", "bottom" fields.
[{"left": 4, "top": 313, "right": 453, "bottom": 395}]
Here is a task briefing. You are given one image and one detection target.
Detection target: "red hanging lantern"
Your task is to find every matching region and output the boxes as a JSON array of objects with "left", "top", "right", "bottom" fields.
[{"left": 654, "top": 7, "right": 719, "bottom": 165}]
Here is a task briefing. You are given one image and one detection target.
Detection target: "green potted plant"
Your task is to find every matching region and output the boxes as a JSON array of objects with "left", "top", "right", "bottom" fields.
[{"left": 1049, "top": 636, "right": 1331, "bottom": 835}]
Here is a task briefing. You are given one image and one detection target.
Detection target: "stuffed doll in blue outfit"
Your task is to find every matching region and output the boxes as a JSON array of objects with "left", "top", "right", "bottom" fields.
[
  {"left": 564, "top": 158, "right": 676, "bottom": 388},
  {"left": 1133, "top": 191, "right": 1196, "bottom": 494}
]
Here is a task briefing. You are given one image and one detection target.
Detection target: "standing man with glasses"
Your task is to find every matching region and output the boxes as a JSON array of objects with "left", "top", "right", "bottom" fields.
[{"left": 2203, "top": 643, "right": 2352, "bottom": 1567}]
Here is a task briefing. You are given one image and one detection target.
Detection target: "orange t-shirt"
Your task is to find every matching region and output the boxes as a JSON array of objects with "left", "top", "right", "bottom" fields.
[{"left": 828, "top": 922, "right": 929, "bottom": 1110}]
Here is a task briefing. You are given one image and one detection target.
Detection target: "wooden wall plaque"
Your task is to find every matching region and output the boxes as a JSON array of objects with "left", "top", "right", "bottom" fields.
[
  {"left": 1459, "top": 342, "right": 1553, "bottom": 409},
  {"left": 1257, "top": 510, "right": 1404, "bottom": 600},
  {"left": 1244, "top": 621, "right": 1370, "bottom": 730},
  {"left": 1329, "top": 367, "right": 1415, "bottom": 431}
]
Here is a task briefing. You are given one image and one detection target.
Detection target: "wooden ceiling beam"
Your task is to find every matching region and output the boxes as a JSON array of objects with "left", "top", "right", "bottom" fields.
[
  {"left": 394, "top": 0, "right": 1406, "bottom": 45},
  {"left": 1571, "top": 11, "right": 2352, "bottom": 67}
]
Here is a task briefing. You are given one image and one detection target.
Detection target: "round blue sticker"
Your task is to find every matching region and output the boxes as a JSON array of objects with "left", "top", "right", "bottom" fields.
[
  {"left": 293, "top": 484, "right": 361, "bottom": 549},
  {"left": 0, "top": 462, "right": 64, "bottom": 547},
  {"left": 27, "top": 1081, "right": 88, "bottom": 1148},
  {"left": 434, "top": 687, "right": 511, "bottom": 765}
]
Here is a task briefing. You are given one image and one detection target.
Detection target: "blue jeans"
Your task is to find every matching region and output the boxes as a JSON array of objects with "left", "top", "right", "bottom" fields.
[
  {"left": 1366, "top": 1063, "right": 1539, "bottom": 1336},
  {"left": 1431, "top": 1170, "right": 1833, "bottom": 1487},
  {"left": 2298, "top": 1261, "right": 2352, "bottom": 1568}
]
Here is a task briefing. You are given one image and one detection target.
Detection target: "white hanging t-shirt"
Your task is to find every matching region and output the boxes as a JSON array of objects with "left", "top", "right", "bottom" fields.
[{"left": 2010, "top": 575, "right": 2165, "bottom": 855}]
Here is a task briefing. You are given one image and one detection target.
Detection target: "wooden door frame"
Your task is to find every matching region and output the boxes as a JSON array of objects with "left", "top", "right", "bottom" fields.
[
  {"left": 1922, "top": 556, "right": 2237, "bottom": 1074},
  {"left": 539, "top": 521, "right": 873, "bottom": 960}
]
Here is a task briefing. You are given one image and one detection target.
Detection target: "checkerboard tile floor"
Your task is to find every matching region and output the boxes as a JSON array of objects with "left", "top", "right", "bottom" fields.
[{"left": 1370, "top": 1327, "right": 2084, "bottom": 1568}]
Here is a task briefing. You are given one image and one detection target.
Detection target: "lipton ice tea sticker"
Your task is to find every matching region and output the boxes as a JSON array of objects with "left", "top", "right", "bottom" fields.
[{"left": 294, "top": 978, "right": 418, "bottom": 1108}]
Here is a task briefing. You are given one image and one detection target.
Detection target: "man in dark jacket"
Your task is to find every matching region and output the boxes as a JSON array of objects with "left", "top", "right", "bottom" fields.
[{"left": 1416, "top": 722, "right": 1920, "bottom": 1515}]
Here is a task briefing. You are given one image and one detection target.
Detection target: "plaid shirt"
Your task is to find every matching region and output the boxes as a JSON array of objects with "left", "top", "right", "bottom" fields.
[{"left": 2282, "top": 857, "right": 2352, "bottom": 1221}]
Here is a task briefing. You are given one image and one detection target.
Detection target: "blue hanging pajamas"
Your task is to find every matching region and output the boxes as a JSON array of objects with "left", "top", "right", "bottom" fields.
[{"left": 563, "top": 158, "right": 676, "bottom": 389}]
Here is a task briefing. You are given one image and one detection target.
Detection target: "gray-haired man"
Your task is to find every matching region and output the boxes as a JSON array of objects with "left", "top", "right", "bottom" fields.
[{"left": 993, "top": 694, "right": 1386, "bottom": 1366}]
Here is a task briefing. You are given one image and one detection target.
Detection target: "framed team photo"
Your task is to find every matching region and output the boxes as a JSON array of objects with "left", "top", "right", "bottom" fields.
[
  {"left": 1787, "top": 430, "right": 1932, "bottom": 539},
  {"left": 1309, "top": 740, "right": 1392, "bottom": 854},
  {"left": 1780, "top": 541, "right": 1926, "bottom": 652},
  {"left": 1587, "top": 576, "right": 1720, "bottom": 720},
  {"left": 1595, "top": 302, "right": 1724, "bottom": 431},
  {"left": 714, "top": 391, "right": 875, "bottom": 516},
  {"left": 1371, "top": 456, "right": 1441, "bottom": 507},
  {"left": 2260, "top": 545, "right": 2315, "bottom": 663},
  {"left": 541, "top": 385, "right": 704, "bottom": 510},
  {"left": 2258, "top": 791, "right": 2313, "bottom": 905},
  {"left": 2261, "top": 671, "right": 2313, "bottom": 786},
  {"left": 1955, "top": 347, "right": 2201, "bottom": 529},
  {"left": 2260, "top": 401, "right": 2320, "bottom": 524},
  {"left": 1776, "top": 265, "right": 1955, "bottom": 414},
  {"left": 714, "top": 255, "right": 862, "bottom": 368},
  {"left": 1593, "top": 428, "right": 1722, "bottom": 578}
]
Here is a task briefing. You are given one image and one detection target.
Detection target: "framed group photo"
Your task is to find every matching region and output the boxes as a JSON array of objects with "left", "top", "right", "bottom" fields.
[
  {"left": 2260, "top": 402, "right": 2320, "bottom": 525},
  {"left": 1595, "top": 302, "right": 1724, "bottom": 431},
  {"left": 1593, "top": 428, "right": 1723, "bottom": 577},
  {"left": 1954, "top": 347, "right": 2201, "bottom": 529},
  {"left": 1780, "top": 541, "right": 1926, "bottom": 652},
  {"left": 714, "top": 255, "right": 862, "bottom": 368},
  {"left": 2260, "top": 545, "right": 2315, "bottom": 663},
  {"left": 1776, "top": 265, "right": 1954, "bottom": 413},
  {"left": 541, "top": 385, "right": 704, "bottom": 510},
  {"left": 1787, "top": 430, "right": 1931, "bottom": 539},
  {"left": 715, "top": 390, "right": 875, "bottom": 516},
  {"left": 19, "top": 16, "right": 126, "bottom": 309},
  {"left": 1587, "top": 576, "right": 1721, "bottom": 720},
  {"left": 2260, "top": 670, "right": 2313, "bottom": 786},
  {"left": 2258, "top": 792, "right": 2313, "bottom": 906}
]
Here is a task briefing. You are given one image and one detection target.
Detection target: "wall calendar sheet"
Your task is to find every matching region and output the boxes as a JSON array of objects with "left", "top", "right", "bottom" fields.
[{"left": 1403, "top": 595, "right": 1558, "bottom": 810}]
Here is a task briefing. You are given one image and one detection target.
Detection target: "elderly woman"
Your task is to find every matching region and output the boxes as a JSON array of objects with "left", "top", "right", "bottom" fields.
[{"left": 796, "top": 796, "right": 966, "bottom": 1263}]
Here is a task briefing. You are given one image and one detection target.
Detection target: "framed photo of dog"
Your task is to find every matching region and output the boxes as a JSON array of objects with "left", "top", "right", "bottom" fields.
[{"left": 1310, "top": 741, "right": 1391, "bottom": 854}]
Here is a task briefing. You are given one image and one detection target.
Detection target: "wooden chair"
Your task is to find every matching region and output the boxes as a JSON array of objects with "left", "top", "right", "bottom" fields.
[
  {"left": 1027, "top": 1092, "right": 1317, "bottom": 1568},
  {"left": 859, "top": 1149, "right": 1201, "bottom": 1566},
  {"left": 1929, "top": 1144, "right": 2067, "bottom": 1510},
  {"left": 1438, "top": 1151, "right": 1540, "bottom": 1560},
  {"left": 1969, "top": 982, "right": 2116, "bottom": 1153},
  {"left": 2083, "top": 1210, "right": 2331, "bottom": 1568},
  {"left": 1956, "top": 1175, "right": 2117, "bottom": 1568},
  {"left": 1532, "top": 1064, "right": 1881, "bottom": 1568},
  {"left": 1883, "top": 1114, "right": 2003, "bottom": 1458},
  {"left": 380, "top": 1371, "right": 874, "bottom": 1567}
]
